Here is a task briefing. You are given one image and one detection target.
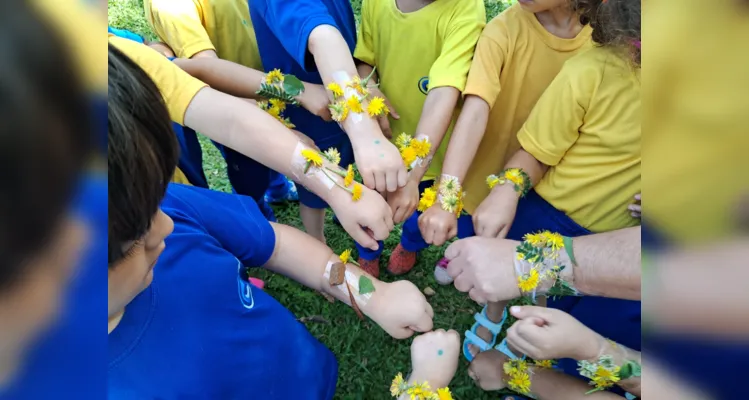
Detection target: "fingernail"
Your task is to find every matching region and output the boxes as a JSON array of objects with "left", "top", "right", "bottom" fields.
[{"left": 510, "top": 306, "right": 521, "bottom": 314}]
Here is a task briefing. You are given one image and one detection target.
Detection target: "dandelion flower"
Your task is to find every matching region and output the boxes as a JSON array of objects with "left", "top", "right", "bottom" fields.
[
  {"left": 329, "top": 100, "right": 349, "bottom": 122},
  {"left": 417, "top": 187, "right": 437, "bottom": 212},
  {"left": 269, "top": 98, "right": 286, "bottom": 112},
  {"left": 455, "top": 198, "right": 464, "bottom": 215},
  {"left": 436, "top": 387, "right": 453, "bottom": 400},
  {"left": 396, "top": 133, "right": 413, "bottom": 150},
  {"left": 486, "top": 174, "right": 500, "bottom": 189},
  {"left": 516, "top": 252, "right": 526, "bottom": 261},
  {"left": 323, "top": 148, "right": 341, "bottom": 164},
  {"left": 401, "top": 146, "right": 417, "bottom": 167},
  {"left": 352, "top": 184, "right": 363, "bottom": 201},
  {"left": 535, "top": 360, "right": 554, "bottom": 369},
  {"left": 406, "top": 382, "right": 432, "bottom": 399},
  {"left": 347, "top": 95, "right": 364, "bottom": 114},
  {"left": 410, "top": 138, "right": 431, "bottom": 158},
  {"left": 439, "top": 176, "right": 460, "bottom": 196},
  {"left": 545, "top": 231, "right": 564, "bottom": 251},
  {"left": 507, "top": 371, "right": 531, "bottom": 394},
  {"left": 442, "top": 194, "right": 459, "bottom": 214},
  {"left": 327, "top": 82, "right": 344, "bottom": 98},
  {"left": 339, "top": 249, "right": 353, "bottom": 264},
  {"left": 265, "top": 69, "right": 284, "bottom": 84},
  {"left": 348, "top": 76, "right": 367, "bottom": 95},
  {"left": 367, "top": 96, "right": 388, "bottom": 117},
  {"left": 344, "top": 164, "right": 355, "bottom": 187},
  {"left": 267, "top": 106, "right": 282, "bottom": 118},
  {"left": 390, "top": 373, "right": 405, "bottom": 397},
  {"left": 301, "top": 149, "right": 323, "bottom": 167},
  {"left": 518, "top": 268, "right": 540, "bottom": 292},
  {"left": 257, "top": 100, "right": 269, "bottom": 110},
  {"left": 281, "top": 117, "right": 295, "bottom": 129},
  {"left": 504, "top": 168, "right": 525, "bottom": 187}
]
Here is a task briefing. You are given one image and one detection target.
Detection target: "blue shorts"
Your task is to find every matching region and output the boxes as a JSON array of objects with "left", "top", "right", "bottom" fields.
[{"left": 172, "top": 123, "right": 207, "bottom": 188}]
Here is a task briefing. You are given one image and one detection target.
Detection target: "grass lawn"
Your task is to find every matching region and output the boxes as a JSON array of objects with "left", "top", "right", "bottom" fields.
[{"left": 108, "top": 1, "right": 518, "bottom": 398}]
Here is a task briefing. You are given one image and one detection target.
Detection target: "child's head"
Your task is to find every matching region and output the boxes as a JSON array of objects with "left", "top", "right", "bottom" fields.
[
  {"left": 576, "top": 0, "right": 641, "bottom": 65},
  {"left": 516, "top": 0, "right": 576, "bottom": 14},
  {"left": 0, "top": 1, "right": 91, "bottom": 384},
  {"left": 107, "top": 45, "right": 177, "bottom": 317}
]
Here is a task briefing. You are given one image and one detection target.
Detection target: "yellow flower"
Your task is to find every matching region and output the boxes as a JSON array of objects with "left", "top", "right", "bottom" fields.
[
  {"left": 390, "top": 373, "right": 405, "bottom": 396},
  {"left": 323, "top": 148, "right": 341, "bottom": 164},
  {"left": 401, "top": 146, "right": 417, "bottom": 167},
  {"left": 347, "top": 95, "right": 364, "bottom": 114},
  {"left": 267, "top": 106, "right": 282, "bottom": 118},
  {"left": 417, "top": 187, "right": 437, "bottom": 212},
  {"left": 396, "top": 133, "right": 413, "bottom": 150},
  {"left": 339, "top": 249, "right": 353, "bottom": 264},
  {"left": 352, "top": 184, "right": 363, "bottom": 201},
  {"left": 367, "top": 96, "right": 388, "bottom": 117},
  {"left": 406, "top": 382, "right": 432, "bottom": 399},
  {"left": 516, "top": 252, "right": 526, "bottom": 261},
  {"left": 269, "top": 98, "right": 286, "bottom": 112},
  {"left": 348, "top": 76, "right": 367, "bottom": 96},
  {"left": 256, "top": 100, "right": 269, "bottom": 110},
  {"left": 455, "top": 198, "right": 464, "bottom": 216},
  {"left": 486, "top": 174, "right": 500, "bottom": 189},
  {"left": 281, "top": 117, "right": 296, "bottom": 129},
  {"left": 344, "top": 164, "right": 355, "bottom": 187},
  {"left": 592, "top": 365, "right": 621, "bottom": 389},
  {"left": 301, "top": 149, "right": 323, "bottom": 167},
  {"left": 545, "top": 232, "right": 564, "bottom": 252},
  {"left": 441, "top": 194, "right": 459, "bottom": 214},
  {"left": 504, "top": 168, "right": 525, "bottom": 187},
  {"left": 518, "top": 268, "right": 540, "bottom": 292},
  {"left": 329, "top": 100, "right": 349, "bottom": 122},
  {"left": 265, "top": 69, "right": 284, "bottom": 84},
  {"left": 410, "top": 138, "right": 431, "bottom": 158},
  {"left": 535, "top": 360, "right": 554, "bottom": 369},
  {"left": 436, "top": 387, "right": 453, "bottom": 400},
  {"left": 523, "top": 232, "right": 544, "bottom": 246},
  {"left": 507, "top": 371, "right": 531, "bottom": 394},
  {"left": 327, "top": 82, "right": 344, "bottom": 98}
]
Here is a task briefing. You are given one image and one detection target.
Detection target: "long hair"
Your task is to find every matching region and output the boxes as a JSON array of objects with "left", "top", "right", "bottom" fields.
[{"left": 576, "top": 0, "right": 641, "bottom": 65}]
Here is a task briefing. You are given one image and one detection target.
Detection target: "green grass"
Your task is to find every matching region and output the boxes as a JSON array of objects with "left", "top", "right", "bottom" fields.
[{"left": 108, "top": 1, "right": 515, "bottom": 398}]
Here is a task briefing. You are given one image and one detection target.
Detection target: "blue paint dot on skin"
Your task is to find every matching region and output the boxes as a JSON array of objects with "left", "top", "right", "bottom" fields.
[
  {"left": 379, "top": 154, "right": 384, "bottom": 158},
  {"left": 438, "top": 349, "right": 444, "bottom": 356},
  {"left": 374, "top": 140, "right": 381, "bottom": 144}
]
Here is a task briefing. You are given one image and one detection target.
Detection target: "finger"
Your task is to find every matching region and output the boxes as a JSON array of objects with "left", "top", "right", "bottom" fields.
[
  {"left": 385, "top": 168, "right": 398, "bottom": 193},
  {"left": 386, "top": 100, "right": 400, "bottom": 119},
  {"left": 423, "top": 226, "right": 435, "bottom": 245},
  {"left": 410, "top": 310, "right": 434, "bottom": 332},
  {"left": 361, "top": 169, "right": 376, "bottom": 190},
  {"left": 425, "top": 301, "right": 434, "bottom": 319},
  {"left": 397, "top": 165, "right": 408, "bottom": 189},
  {"left": 448, "top": 225, "right": 458, "bottom": 241},
  {"left": 369, "top": 218, "right": 390, "bottom": 242},
  {"left": 506, "top": 324, "right": 537, "bottom": 358},
  {"left": 628, "top": 204, "right": 641, "bottom": 212},
  {"left": 374, "top": 170, "right": 387, "bottom": 193},
  {"left": 391, "top": 326, "right": 415, "bottom": 340},
  {"left": 510, "top": 305, "right": 553, "bottom": 322},
  {"left": 384, "top": 212, "right": 394, "bottom": 232},
  {"left": 468, "top": 288, "right": 486, "bottom": 305},
  {"left": 393, "top": 205, "right": 405, "bottom": 225},
  {"left": 432, "top": 228, "right": 447, "bottom": 247},
  {"left": 379, "top": 117, "right": 393, "bottom": 139},
  {"left": 444, "top": 240, "right": 464, "bottom": 260},
  {"left": 497, "top": 225, "right": 510, "bottom": 239},
  {"left": 634, "top": 193, "right": 641, "bottom": 201},
  {"left": 453, "top": 274, "right": 473, "bottom": 293},
  {"left": 347, "top": 224, "right": 378, "bottom": 251}
]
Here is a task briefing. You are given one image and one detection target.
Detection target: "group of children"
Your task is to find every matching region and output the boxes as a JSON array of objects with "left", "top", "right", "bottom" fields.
[{"left": 106, "top": 0, "right": 641, "bottom": 397}]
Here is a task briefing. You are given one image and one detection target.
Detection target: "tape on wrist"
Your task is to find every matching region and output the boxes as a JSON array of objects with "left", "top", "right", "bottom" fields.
[
  {"left": 331, "top": 71, "right": 364, "bottom": 124},
  {"left": 323, "top": 260, "right": 372, "bottom": 307},
  {"left": 290, "top": 141, "right": 335, "bottom": 190}
]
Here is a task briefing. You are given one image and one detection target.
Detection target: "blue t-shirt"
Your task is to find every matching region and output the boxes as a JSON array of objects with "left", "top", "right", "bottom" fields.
[
  {"left": 0, "top": 174, "right": 108, "bottom": 399},
  {"left": 108, "top": 184, "right": 338, "bottom": 399},
  {"left": 248, "top": 0, "right": 356, "bottom": 143}
]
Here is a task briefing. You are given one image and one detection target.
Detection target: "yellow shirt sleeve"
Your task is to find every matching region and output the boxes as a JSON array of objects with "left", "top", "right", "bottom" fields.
[
  {"left": 144, "top": 0, "right": 216, "bottom": 59},
  {"left": 517, "top": 60, "right": 591, "bottom": 166},
  {"left": 353, "top": 0, "right": 376, "bottom": 66},
  {"left": 462, "top": 25, "right": 507, "bottom": 107},
  {"left": 428, "top": 7, "right": 485, "bottom": 91},
  {"left": 109, "top": 36, "right": 208, "bottom": 125}
]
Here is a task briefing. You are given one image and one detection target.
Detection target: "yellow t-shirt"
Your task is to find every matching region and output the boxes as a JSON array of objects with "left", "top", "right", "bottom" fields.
[
  {"left": 518, "top": 46, "right": 641, "bottom": 233},
  {"left": 644, "top": 0, "right": 749, "bottom": 242},
  {"left": 354, "top": 0, "right": 485, "bottom": 181},
  {"left": 461, "top": 3, "right": 592, "bottom": 214},
  {"left": 109, "top": 35, "right": 209, "bottom": 186},
  {"left": 144, "top": 0, "right": 263, "bottom": 70}
]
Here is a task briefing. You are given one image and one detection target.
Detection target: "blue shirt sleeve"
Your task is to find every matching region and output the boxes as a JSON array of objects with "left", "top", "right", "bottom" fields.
[
  {"left": 107, "top": 26, "right": 145, "bottom": 43},
  {"left": 162, "top": 184, "right": 276, "bottom": 267},
  {"left": 254, "top": 0, "right": 339, "bottom": 72}
]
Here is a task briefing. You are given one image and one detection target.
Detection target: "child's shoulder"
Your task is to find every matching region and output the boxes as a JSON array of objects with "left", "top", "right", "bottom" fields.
[
  {"left": 437, "top": 0, "right": 485, "bottom": 22},
  {"left": 481, "top": 3, "right": 531, "bottom": 39}
]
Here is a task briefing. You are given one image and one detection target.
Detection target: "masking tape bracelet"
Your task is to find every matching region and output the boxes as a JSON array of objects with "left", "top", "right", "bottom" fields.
[
  {"left": 390, "top": 373, "right": 453, "bottom": 399},
  {"left": 327, "top": 68, "right": 389, "bottom": 126},
  {"left": 437, "top": 174, "right": 464, "bottom": 216},
  {"left": 577, "top": 354, "right": 641, "bottom": 394},
  {"left": 257, "top": 68, "right": 305, "bottom": 106},
  {"left": 290, "top": 141, "right": 371, "bottom": 200},
  {"left": 486, "top": 168, "right": 532, "bottom": 197},
  {"left": 513, "top": 231, "right": 579, "bottom": 302},
  {"left": 323, "top": 251, "right": 375, "bottom": 319},
  {"left": 502, "top": 359, "right": 538, "bottom": 399}
]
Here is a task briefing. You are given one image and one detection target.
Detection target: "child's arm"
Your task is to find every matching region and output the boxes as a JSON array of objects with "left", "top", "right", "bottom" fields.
[
  {"left": 355, "top": 63, "right": 399, "bottom": 139},
  {"left": 392, "top": 329, "right": 461, "bottom": 400},
  {"left": 264, "top": 222, "right": 434, "bottom": 339},
  {"left": 173, "top": 57, "right": 332, "bottom": 120}
]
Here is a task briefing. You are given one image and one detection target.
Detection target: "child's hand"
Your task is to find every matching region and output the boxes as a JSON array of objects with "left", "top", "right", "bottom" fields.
[
  {"left": 418, "top": 204, "right": 458, "bottom": 246},
  {"left": 298, "top": 83, "right": 332, "bottom": 121},
  {"left": 628, "top": 193, "right": 641, "bottom": 218},
  {"left": 409, "top": 329, "right": 461, "bottom": 390},
  {"left": 472, "top": 184, "right": 520, "bottom": 239},
  {"left": 468, "top": 349, "right": 508, "bottom": 391},
  {"left": 353, "top": 137, "right": 408, "bottom": 193},
  {"left": 367, "top": 280, "right": 434, "bottom": 339},
  {"left": 367, "top": 87, "right": 400, "bottom": 139},
  {"left": 328, "top": 184, "right": 393, "bottom": 251},
  {"left": 506, "top": 306, "right": 603, "bottom": 361},
  {"left": 387, "top": 180, "right": 420, "bottom": 224}
]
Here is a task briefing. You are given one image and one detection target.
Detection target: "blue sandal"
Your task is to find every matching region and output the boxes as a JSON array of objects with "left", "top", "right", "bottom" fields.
[
  {"left": 463, "top": 306, "right": 507, "bottom": 362},
  {"left": 495, "top": 337, "right": 525, "bottom": 360}
]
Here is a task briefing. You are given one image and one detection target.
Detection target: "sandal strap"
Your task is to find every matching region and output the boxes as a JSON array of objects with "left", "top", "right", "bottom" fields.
[
  {"left": 474, "top": 307, "right": 507, "bottom": 335},
  {"left": 464, "top": 330, "right": 492, "bottom": 352}
]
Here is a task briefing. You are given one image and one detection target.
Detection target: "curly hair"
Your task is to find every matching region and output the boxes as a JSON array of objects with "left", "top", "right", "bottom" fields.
[{"left": 575, "top": 0, "right": 641, "bottom": 65}]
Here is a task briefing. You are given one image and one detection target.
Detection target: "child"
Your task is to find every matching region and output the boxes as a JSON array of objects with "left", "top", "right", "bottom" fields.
[
  {"left": 107, "top": 47, "right": 433, "bottom": 398},
  {"left": 465, "top": 0, "right": 641, "bottom": 384},
  {"left": 144, "top": 0, "right": 298, "bottom": 212},
  {"left": 107, "top": 33, "right": 394, "bottom": 251},
  {"left": 353, "top": 0, "right": 486, "bottom": 276},
  {"left": 418, "top": 0, "right": 592, "bottom": 279}
]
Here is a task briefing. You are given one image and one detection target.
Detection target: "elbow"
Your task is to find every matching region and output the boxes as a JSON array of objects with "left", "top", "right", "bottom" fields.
[{"left": 307, "top": 25, "right": 339, "bottom": 55}]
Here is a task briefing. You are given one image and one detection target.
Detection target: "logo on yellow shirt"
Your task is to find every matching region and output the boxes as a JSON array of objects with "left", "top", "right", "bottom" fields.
[{"left": 418, "top": 77, "right": 429, "bottom": 95}]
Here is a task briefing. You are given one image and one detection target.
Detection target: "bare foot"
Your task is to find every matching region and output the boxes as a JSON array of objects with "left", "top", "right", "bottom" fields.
[
  {"left": 467, "top": 306, "right": 506, "bottom": 357},
  {"left": 468, "top": 349, "right": 508, "bottom": 391}
]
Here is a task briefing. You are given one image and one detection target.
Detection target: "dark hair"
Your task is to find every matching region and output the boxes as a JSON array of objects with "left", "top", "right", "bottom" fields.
[
  {"left": 0, "top": 2, "right": 91, "bottom": 290},
  {"left": 108, "top": 45, "right": 179, "bottom": 265},
  {"left": 576, "top": 0, "right": 641, "bottom": 65}
]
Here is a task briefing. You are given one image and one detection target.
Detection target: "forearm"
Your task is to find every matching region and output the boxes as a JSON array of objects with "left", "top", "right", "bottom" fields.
[
  {"left": 408, "top": 87, "right": 460, "bottom": 183},
  {"left": 308, "top": 25, "right": 386, "bottom": 141},
  {"left": 571, "top": 226, "right": 641, "bottom": 300},
  {"left": 183, "top": 87, "right": 342, "bottom": 204},
  {"left": 439, "top": 95, "right": 490, "bottom": 181},
  {"left": 529, "top": 368, "right": 625, "bottom": 400},
  {"left": 503, "top": 148, "right": 548, "bottom": 186},
  {"left": 265, "top": 223, "right": 384, "bottom": 314},
  {"left": 173, "top": 58, "right": 267, "bottom": 100}
]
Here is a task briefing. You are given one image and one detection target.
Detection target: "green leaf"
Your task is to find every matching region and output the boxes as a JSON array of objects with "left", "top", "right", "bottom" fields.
[
  {"left": 283, "top": 75, "right": 305, "bottom": 96},
  {"left": 359, "top": 276, "right": 376, "bottom": 295},
  {"left": 619, "top": 363, "right": 633, "bottom": 380}
]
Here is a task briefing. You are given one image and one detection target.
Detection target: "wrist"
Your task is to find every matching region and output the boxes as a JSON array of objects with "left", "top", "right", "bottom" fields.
[
  {"left": 408, "top": 370, "right": 448, "bottom": 392},
  {"left": 577, "top": 333, "right": 607, "bottom": 362}
]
